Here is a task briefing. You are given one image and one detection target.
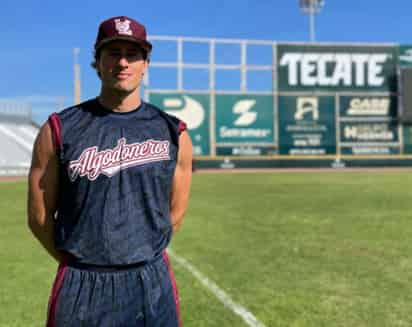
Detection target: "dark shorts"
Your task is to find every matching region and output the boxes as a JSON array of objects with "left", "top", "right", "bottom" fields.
[{"left": 46, "top": 251, "right": 181, "bottom": 327}]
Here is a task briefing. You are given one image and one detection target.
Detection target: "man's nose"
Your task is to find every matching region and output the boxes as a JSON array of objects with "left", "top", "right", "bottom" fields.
[
  {"left": 115, "top": 52, "right": 130, "bottom": 66},
  {"left": 118, "top": 56, "right": 129, "bottom": 67}
]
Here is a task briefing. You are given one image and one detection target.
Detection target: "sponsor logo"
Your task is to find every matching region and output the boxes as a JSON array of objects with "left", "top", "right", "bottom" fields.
[
  {"left": 219, "top": 99, "right": 271, "bottom": 139},
  {"left": 163, "top": 96, "right": 205, "bottom": 129},
  {"left": 331, "top": 158, "right": 346, "bottom": 168},
  {"left": 293, "top": 135, "right": 321, "bottom": 146},
  {"left": 351, "top": 147, "right": 391, "bottom": 154},
  {"left": 220, "top": 158, "right": 235, "bottom": 169},
  {"left": 193, "top": 145, "right": 203, "bottom": 155},
  {"left": 295, "top": 97, "right": 319, "bottom": 121},
  {"left": 219, "top": 127, "right": 271, "bottom": 138},
  {"left": 68, "top": 138, "right": 170, "bottom": 181},
  {"left": 344, "top": 124, "right": 394, "bottom": 141},
  {"left": 233, "top": 100, "right": 257, "bottom": 126},
  {"left": 399, "top": 49, "right": 412, "bottom": 63},
  {"left": 232, "top": 147, "right": 262, "bottom": 155},
  {"left": 114, "top": 19, "right": 133, "bottom": 36},
  {"left": 346, "top": 98, "right": 390, "bottom": 115},
  {"left": 289, "top": 148, "right": 325, "bottom": 155},
  {"left": 279, "top": 52, "right": 390, "bottom": 87}
]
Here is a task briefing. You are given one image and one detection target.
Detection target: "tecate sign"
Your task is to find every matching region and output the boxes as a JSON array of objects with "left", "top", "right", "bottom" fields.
[{"left": 280, "top": 53, "right": 390, "bottom": 87}]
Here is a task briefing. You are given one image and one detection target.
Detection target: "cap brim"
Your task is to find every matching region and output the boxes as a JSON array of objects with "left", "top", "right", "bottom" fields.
[{"left": 95, "top": 36, "right": 152, "bottom": 52}]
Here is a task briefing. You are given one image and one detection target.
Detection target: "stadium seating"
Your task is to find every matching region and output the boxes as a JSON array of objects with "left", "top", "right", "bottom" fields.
[{"left": 0, "top": 121, "right": 38, "bottom": 176}]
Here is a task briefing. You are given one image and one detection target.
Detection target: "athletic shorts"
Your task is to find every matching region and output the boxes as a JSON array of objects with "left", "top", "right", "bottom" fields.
[{"left": 46, "top": 251, "right": 181, "bottom": 327}]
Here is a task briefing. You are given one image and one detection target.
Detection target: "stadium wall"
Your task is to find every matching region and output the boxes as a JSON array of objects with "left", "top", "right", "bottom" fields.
[{"left": 146, "top": 39, "right": 412, "bottom": 168}]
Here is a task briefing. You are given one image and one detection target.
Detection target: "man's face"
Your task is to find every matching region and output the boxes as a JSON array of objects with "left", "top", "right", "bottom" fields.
[{"left": 97, "top": 40, "right": 149, "bottom": 94}]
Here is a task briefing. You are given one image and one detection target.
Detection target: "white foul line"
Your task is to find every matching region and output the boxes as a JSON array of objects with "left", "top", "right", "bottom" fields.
[{"left": 167, "top": 249, "right": 268, "bottom": 327}]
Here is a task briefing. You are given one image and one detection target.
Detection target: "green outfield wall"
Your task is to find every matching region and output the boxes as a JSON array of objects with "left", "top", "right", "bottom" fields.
[{"left": 148, "top": 42, "right": 412, "bottom": 169}]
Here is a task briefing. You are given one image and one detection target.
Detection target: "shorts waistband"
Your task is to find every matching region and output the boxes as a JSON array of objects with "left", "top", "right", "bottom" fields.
[{"left": 67, "top": 254, "right": 162, "bottom": 272}]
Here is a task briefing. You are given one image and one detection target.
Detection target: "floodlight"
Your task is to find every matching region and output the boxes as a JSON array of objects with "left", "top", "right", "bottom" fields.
[{"left": 299, "top": 0, "right": 325, "bottom": 42}]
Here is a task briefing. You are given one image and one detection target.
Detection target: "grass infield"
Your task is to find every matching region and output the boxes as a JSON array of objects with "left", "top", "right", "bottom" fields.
[{"left": 1, "top": 172, "right": 412, "bottom": 326}]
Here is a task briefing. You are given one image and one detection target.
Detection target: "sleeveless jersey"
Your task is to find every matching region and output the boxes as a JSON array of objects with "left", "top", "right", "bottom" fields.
[{"left": 49, "top": 98, "right": 185, "bottom": 265}]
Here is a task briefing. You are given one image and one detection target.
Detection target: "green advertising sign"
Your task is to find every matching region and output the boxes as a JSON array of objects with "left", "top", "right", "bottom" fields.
[
  {"left": 399, "top": 45, "right": 412, "bottom": 67},
  {"left": 339, "top": 95, "right": 397, "bottom": 118},
  {"left": 277, "top": 44, "right": 398, "bottom": 92},
  {"left": 278, "top": 95, "right": 336, "bottom": 155},
  {"left": 216, "top": 146, "right": 277, "bottom": 156},
  {"left": 340, "top": 146, "right": 400, "bottom": 155},
  {"left": 148, "top": 93, "right": 210, "bottom": 155},
  {"left": 340, "top": 122, "right": 399, "bottom": 143},
  {"left": 215, "top": 94, "right": 274, "bottom": 144},
  {"left": 403, "top": 124, "right": 412, "bottom": 154}
]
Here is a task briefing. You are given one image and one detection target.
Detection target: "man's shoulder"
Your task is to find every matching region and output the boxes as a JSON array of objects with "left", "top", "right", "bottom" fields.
[
  {"left": 143, "top": 101, "right": 163, "bottom": 114},
  {"left": 56, "top": 98, "right": 98, "bottom": 118},
  {"left": 144, "top": 102, "right": 180, "bottom": 124}
]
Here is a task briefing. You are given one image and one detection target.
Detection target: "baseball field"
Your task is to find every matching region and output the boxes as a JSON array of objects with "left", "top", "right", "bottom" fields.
[{"left": 1, "top": 171, "right": 412, "bottom": 326}]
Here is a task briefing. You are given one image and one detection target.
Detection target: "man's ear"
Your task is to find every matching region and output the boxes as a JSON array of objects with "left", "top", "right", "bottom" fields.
[{"left": 143, "top": 60, "right": 150, "bottom": 73}]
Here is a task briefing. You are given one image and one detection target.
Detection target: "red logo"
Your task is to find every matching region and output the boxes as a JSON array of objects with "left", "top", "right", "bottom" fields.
[{"left": 68, "top": 138, "right": 170, "bottom": 181}]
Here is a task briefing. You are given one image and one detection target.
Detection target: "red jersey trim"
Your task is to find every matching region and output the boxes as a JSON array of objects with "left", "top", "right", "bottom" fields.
[
  {"left": 48, "top": 113, "right": 62, "bottom": 151},
  {"left": 178, "top": 121, "right": 187, "bottom": 135}
]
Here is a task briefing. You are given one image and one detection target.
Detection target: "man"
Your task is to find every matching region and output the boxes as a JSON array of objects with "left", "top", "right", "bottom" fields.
[{"left": 28, "top": 16, "right": 192, "bottom": 327}]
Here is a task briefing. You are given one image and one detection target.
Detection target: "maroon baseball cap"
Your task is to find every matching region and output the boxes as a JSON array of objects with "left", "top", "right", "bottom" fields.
[{"left": 94, "top": 16, "right": 152, "bottom": 53}]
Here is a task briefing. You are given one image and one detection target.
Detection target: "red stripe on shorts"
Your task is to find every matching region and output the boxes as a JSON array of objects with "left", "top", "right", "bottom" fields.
[
  {"left": 46, "top": 260, "right": 68, "bottom": 327},
  {"left": 163, "top": 250, "right": 182, "bottom": 327}
]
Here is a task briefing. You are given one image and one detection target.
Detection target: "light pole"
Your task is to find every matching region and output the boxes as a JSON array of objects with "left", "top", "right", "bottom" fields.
[
  {"left": 73, "top": 48, "right": 81, "bottom": 105},
  {"left": 299, "top": 0, "right": 324, "bottom": 43}
]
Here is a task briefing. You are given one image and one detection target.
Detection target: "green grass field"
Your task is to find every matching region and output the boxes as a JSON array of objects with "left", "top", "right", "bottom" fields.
[{"left": 1, "top": 172, "right": 412, "bottom": 326}]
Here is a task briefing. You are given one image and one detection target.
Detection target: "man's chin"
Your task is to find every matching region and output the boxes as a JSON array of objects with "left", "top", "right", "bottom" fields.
[{"left": 112, "top": 84, "right": 137, "bottom": 95}]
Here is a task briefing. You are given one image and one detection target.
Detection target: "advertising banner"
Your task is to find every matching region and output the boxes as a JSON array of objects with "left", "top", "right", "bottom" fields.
[
  {"left": 339, "top": 96, "right": 397, "bottom": 119},
  {"left": 278, "top": 96, "right": 336, "bottom": 155},
  {"left": 215, "top": 94, "right": 275, "bottom": 144},
  {"left": 399, "top": 45, "right": 412, "bottom": 67},
  {"left": 402, "top": 125, "right": 412, "bottom": 154},
  {"left": 340, "top": 121, "right": 400, "bottom": 155},
  {"left": 277, "top": 44, "right": 398, "bottom": 92},
  {"left": 148, "top": 93, "right": 210, "bottom": 155},
  {"left": 216, "top": 146, "right": 277, "bottom": 156},
  {"left": 340, "top": 122, "right": 399, "bottom": 143},
  {"left": 340, "top": 146, "right": 400, "bottom": 155}
]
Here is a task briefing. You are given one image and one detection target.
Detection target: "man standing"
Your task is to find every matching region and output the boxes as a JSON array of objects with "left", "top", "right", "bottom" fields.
[{"left": 28, "top": 16, "right": 192, "bottom": 327}]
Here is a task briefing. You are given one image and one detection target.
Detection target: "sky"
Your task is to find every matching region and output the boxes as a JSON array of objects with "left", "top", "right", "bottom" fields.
[{"left": 1, "top": 0, "right": 411, "bottom": 124}]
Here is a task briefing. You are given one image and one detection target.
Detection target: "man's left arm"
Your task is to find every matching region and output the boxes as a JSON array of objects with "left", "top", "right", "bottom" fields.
[{"left": 170, "top": 131, "right": 193, "bottom": 233}]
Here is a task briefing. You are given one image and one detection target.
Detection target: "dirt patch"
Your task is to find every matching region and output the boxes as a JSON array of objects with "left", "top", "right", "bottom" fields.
[{"left": 0, "top": 176, "right": 27, "bottom": 183}]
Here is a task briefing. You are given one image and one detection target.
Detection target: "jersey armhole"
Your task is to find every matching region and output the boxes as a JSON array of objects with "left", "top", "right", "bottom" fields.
[
  {"left": 178, "top": 121, "right": 187, "bottom": 135},
  {"left": 48, "top": 113, "right": 63, "bottom": 153}
]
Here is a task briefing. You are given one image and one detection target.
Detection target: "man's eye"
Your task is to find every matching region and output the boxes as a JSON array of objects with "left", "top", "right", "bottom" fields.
[{"left": 127, "top": 52, "right": 139, "bottom": 57}]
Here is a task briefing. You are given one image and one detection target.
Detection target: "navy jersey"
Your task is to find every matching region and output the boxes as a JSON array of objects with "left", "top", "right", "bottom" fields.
[{"left": 49, "top": 98, "right": 185, "bottom": 265}]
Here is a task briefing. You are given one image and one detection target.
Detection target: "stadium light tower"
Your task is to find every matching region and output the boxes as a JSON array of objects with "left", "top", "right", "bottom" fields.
[{"left": 299, "top": 0, "right": 325, "bottom": 42}]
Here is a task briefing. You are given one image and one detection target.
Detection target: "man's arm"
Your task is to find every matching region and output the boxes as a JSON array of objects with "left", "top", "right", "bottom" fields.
[
  {"left": 27, "top": 122, "right": 63, "bottom": 262},
  {"left": 170, "top": 130, "right": 193, "bottom": 233}
]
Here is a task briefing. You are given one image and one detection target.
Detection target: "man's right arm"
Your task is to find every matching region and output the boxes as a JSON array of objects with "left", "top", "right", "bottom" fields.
[{"left": 27, "top": 121, "right": 64, "bottom": 263}]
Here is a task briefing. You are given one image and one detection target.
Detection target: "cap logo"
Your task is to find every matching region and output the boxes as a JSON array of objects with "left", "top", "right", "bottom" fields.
[{"left": 114, "top": 18, "right": 133, "bottom": 36}]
